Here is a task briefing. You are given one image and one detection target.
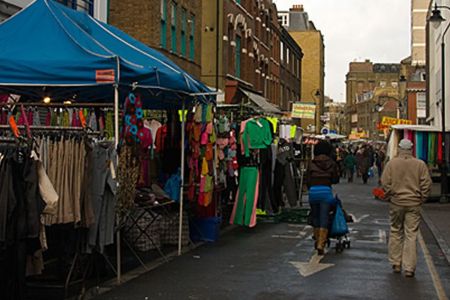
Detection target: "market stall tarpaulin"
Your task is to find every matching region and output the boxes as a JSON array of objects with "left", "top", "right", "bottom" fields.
[
  {"left": 0, "top": 0, "right": 212, "bottom": 106},
  {"left": 292, "top": 102, "right": 316, "bottom": 119}
]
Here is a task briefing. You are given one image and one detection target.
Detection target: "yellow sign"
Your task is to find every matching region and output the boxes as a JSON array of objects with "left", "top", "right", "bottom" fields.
[
  {"left": 292, "top": 102, "right": 316, "bottom": 119},
  {"left": 381, "top": 117, "right": 412, "bottom": 126},
  {"left": 349, "top": 131, "right": 368, "bottom": 140}
]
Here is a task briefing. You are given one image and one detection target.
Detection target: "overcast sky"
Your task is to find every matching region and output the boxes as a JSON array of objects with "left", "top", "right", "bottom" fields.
[{"left": 273, "top": 0, "right": 411, "bottom": 102}]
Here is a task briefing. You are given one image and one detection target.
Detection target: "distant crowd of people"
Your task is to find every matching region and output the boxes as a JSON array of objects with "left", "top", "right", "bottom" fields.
[{"left": 333, "top": 143, "right": 386, "bottom": 184}]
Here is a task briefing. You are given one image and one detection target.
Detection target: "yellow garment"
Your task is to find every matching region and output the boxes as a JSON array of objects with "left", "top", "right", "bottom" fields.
[
  {"left": 201, "top": 158, "right": 209, "bottom": 175},
  {"left": 178, "top": 110, "right": 188, "bottom": 122},
  {"left": 266, "top": 117, "right": 279, "bottom": 133},
  {"left": 210, "top": 124, "right": 217, "bottom": 143},
  {"left": 290, "top": 125, "right": 297, "bottom": 139}
]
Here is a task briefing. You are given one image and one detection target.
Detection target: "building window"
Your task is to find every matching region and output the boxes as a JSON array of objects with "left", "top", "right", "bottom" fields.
[
  {"left": 417, "top": 92, "right": 426, "bottom": 118},
  {"left": 171, "top": 1, "right": 177, "bottom": 53},
  {"left": 181, "top": 8, "right": 187, "bottom": 57},
  {"left": 189, "top": 14, "right": 195, "bottom": 61},
  {"left": 160, "top": 0, "right": 167, "bottom": 48},
  {"left": 58, "top": 0, "right": 94, "bottom": 16},
  {"left": 235, "top": 35, "right": 241, "bottom": 78}
]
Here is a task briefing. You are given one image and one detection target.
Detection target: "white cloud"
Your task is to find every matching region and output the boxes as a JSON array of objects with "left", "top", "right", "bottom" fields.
[{"left": 273, "top": 0, "right": 411, "bottom": 101}]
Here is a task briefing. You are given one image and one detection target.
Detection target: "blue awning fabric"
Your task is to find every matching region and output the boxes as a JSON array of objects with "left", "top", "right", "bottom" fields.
[{"left": 0, "top": 0, "right": 213, "bottom": 107}]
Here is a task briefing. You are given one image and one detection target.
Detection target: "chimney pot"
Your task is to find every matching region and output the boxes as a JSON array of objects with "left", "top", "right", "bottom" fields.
[{"left": 290, "top": 4, "right": 304, "bottom": 12}]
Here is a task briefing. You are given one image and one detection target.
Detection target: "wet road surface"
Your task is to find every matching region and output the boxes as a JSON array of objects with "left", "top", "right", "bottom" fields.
[{"left": 94, "top": 179, "right": 450, "bottom": 300}]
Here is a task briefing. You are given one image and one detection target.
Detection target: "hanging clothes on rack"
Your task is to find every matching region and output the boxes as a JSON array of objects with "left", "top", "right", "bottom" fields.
[
  {"left": 41, "top": 136, "right": 87, "bottom": 225},
  {"left": 273, "top": 138, "right": 298, "bottom": 212},
  {"left": 0, "top": 141, "right": 58, "bottom": 300},
  {"left": 187, "top": 103, "right": 216, "bottom": 208},
  {"left": 230, "top": 165, "right": 259, "bottom": 227},
  {"left": 82, "top": 141, "right": 117, "bottom": 253},
  {"left": 230, "top": 117, "right": 273, "bottom": 227}
]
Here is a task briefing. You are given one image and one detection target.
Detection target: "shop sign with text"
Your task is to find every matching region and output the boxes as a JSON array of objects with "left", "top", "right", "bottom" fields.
[
  {"left": 381, "top": 117, "right": 412, "bottom": 126},
  {"left": 292, "top": 102, "right": 316, "bottom": 119}
]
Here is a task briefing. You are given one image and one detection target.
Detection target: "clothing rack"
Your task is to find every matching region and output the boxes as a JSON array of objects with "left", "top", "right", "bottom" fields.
[
  {"left": 0, "top": 125, "right": 101, "bottom": 134},
  {"left": 0, "top": 136, "right": 15, "bottom": 143},
  {"left": 0, "top": 102, "right": 114, "bottom": 108}
]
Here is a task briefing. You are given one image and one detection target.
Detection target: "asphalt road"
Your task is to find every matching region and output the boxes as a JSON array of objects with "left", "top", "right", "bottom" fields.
[{"left": 94, "top": 178, "right": 450, "bottom": 300}]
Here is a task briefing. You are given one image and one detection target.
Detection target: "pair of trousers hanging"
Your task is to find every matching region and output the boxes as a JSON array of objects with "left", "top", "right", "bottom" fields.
[
  {"left": 273, "top": 161, "right": 298, "bottom": 212},
  {"left": 230, "top": 167, "right": 259, "bottom": 227},
  {"left": 258, "top": 147, "right": 272, "bottom": 212}
]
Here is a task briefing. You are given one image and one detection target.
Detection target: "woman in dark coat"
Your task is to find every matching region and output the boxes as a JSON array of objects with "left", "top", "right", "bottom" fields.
[{"left": 307, "top": 141, "right": 340, "bottom": 255}]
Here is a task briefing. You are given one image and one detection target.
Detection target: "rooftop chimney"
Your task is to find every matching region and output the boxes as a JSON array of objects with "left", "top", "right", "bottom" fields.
[{"left": 290, "top": 4, "right": 304, "bottom": 12}]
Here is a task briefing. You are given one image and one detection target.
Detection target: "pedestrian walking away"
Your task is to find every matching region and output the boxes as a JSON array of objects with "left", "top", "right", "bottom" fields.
[
  {"left": 381, "top": 139, "right": 432, "bottom": 278},
  {"left": 306, "top": 140, "right": 340, "bottom": 255},
  {"left": 344, "top": 151, "right": 356, "bottom": 183},
  {"left": 359, "top": 145, "right": 372, "bottom": 184}
]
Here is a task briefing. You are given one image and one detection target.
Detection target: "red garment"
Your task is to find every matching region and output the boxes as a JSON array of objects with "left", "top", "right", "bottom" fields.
[
  {"left": 155, "top": 124, "right": 167, "bottom": 153},
  {"left": 27, "top": 110, "right": 33, "bottom": 125},
  {"left": 0, "top": 110, "right": 6, "bottom": 125},
  {"left": 45, "top": 110, "right": 51, "bottom": 126},
  {"left": 0, "top": 94, "right": 9, "bottom": 103},
  {"left": 137, "top": 127, "right": 153, "bottom": 187},
  {"left": 17, "top": 111, "right": 26, "bottom": 125},
  {"left": 438, "top": 133, "right": 443, "bottom": 163}
]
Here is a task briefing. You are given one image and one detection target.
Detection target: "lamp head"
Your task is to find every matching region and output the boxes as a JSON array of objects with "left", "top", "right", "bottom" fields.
[
  {"left": 429, "top": 4, "right": 445, "bottom": 26},
  {"left": 374, "top": 104, "right": 383, "bottom": 112}
]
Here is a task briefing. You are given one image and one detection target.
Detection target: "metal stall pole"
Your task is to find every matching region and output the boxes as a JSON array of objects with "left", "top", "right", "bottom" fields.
[
  {"left": 178, "top": 98, "right": 186, "bottom": 256},
  {"left": 114, "top": 84, "right": 122, "bottom": 284}
]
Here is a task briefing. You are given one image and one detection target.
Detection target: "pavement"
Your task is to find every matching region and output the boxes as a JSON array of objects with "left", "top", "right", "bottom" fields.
[
  {"left": 89, "top": 178, "right": 450, "bottom": 300},
  {"left": 422, "top": 202, "right": 450, "bottom": 265}
]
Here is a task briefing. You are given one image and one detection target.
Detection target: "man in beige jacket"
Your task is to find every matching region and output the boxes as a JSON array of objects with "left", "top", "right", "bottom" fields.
[{"left": 381, "top": 138, "right": 432, "bottom": 278}]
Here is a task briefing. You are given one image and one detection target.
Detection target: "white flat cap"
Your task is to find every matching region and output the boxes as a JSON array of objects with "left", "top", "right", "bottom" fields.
[{"left": 399, "top": 138, "right": 413, "bottom": 150}]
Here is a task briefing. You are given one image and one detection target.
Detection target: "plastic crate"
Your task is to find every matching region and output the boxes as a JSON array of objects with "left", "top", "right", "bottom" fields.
[
  {"left": 189, "top": 217, "right": 222, "bottom": 242},
  {"left": 257, "top": 213, "right": 281, "bottom": 224},
  {"left": 279, "top": 208, "right": 310, "bottom": 224}
]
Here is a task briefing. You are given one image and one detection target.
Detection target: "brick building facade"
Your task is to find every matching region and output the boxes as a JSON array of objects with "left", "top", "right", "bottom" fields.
[
  {"left": 109, "top": 0, "right": 202, "bottom": 79},
  {"left": 201, "top": 0, "right": 302, "bottom": 111},
  {"left": 279, "top": 4, "right": 325, "bottom": 132},
  {"left": 345, "top": 60, "right": 402, "bottom": 139},
  {"left": 280, "top": 26, "right": 303, "bottom": 111}
]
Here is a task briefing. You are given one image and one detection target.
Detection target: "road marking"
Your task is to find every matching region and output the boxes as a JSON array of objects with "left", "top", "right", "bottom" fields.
[
  {"left": 418, "top": 232, "right": 448, "bottom": 300},
  {"left": 288, "top": 224, "right": 305, "bottom": 228},
  {"left": 272, "top": 232, "right": 307, "bottom": 239},
  {"left": 290, "top": 253, "right": 335, "bottom": 277},
  {"left": 351, "top": 214, "right": 370, "bottom": 223},
  {"left": 358, "top": 229, "right": 387, "bottom": 244},
  {"left": 374, "top": 218, "right": 390, "bottom": 225}
]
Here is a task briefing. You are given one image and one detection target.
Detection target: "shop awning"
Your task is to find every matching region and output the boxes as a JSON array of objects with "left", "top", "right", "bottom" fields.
[
  {"left": 239, "top": 89, "right": 282, "bottom": 115},
  {"left": 0, "top": 0, "right": 212, "bottom": 106},
  {"left": 391, "top": 124, "right": 441, "bottom": 132}
]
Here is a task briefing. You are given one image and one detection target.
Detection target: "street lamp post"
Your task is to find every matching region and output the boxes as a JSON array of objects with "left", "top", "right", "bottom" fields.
[{"left": 429, "top": 3, "right": 450, "bottom": 203}]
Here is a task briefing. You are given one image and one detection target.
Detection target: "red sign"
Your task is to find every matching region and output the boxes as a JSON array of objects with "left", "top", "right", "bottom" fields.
[{"left": 96, "top": 69, "right": 115, "bottom": 83}]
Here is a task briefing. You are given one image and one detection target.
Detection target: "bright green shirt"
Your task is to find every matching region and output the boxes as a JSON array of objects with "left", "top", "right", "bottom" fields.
[{"left": 242, "top": 118, "right": 273, "bottom": 157}]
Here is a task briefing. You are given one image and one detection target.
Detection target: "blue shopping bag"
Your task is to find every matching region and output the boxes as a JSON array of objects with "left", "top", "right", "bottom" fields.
[{"left": 330, "top": 204, "right": 349, "bottom": 236}]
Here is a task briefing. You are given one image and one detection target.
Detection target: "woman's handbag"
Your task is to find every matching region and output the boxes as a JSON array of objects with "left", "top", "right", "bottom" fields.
[{"left": 330, "top": 204, "right": 349, "bottom": 236}]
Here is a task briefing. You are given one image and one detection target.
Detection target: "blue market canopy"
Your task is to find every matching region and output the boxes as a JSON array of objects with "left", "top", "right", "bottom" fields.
[{"left": 0, "top": 0, "right": 212, "bottom": 107}]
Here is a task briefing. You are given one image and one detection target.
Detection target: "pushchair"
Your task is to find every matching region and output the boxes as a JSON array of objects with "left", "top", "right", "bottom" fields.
[{"left": 326, "top": 195, "right": 352, "bottom": 253}]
